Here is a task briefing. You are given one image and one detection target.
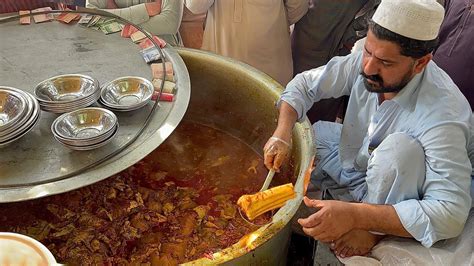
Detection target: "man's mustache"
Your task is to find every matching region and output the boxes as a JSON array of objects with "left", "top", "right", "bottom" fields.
[{"left": 360, "top": 71, "right": 383, "bottom": 84}]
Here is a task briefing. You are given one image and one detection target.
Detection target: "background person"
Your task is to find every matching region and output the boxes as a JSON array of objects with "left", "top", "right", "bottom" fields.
[
  {"left": 433, "top": 0, "right": 474, "bottom": 108},
  {"left": 179, "top": 6, "right": 205, "bottom": 49},
  {"left": 86, "top": 0, "right": 183, "bottom": 46},
  {"left": 185, "top": 0, "right": 308, "bottom": 86},
  {"left": 291, "top": 0, "right": 379, "bottom": 123},
  {"left": 0, "top": 0, "right": 56, "bottom": 13}
]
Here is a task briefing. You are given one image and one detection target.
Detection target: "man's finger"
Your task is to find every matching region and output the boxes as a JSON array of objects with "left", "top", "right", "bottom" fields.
[
  {"left": 297, "top": 211, "right": 321, "bottom": 228},
  {"left": 273, "top": 151, "right": 285, "bottom": 172},
  {"left": 303, "top": 226, "right": 333, "bottom": 243},
  {"left": 263, "top": 138, "right": 274, "bottom": 153},
  {"left": 302, "top": 225, "right": 325, "bottom": 240},
  {"left": 303, "top": 196, "right": 324, "bottom": 209},
  {"left": 264, "top": 153, "right": 274, "bottom": 171}
]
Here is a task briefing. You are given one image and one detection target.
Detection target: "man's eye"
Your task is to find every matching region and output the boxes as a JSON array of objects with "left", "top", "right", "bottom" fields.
[{"left": 382, "top": 61, "right": 392, "bottom": 67}]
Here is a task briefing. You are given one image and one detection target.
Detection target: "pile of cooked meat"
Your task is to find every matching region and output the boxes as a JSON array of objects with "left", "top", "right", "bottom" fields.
[{"left": 0, "top": 122, "right": 276, "bottom": 265}]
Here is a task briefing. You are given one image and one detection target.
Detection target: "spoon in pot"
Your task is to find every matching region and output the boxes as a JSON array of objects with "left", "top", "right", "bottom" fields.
[
  {"left": 260, "top": 169, "right": 275, "bottom": 192},
  {"left": 237, "top": 169, "right": 276, "bottom": 226}
]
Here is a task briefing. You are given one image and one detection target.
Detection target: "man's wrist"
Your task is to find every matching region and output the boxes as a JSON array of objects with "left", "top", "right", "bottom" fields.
[
  {"left": 350, "top": 202, "right": 368, "bottom": 231},
  {"left": 272, "top": 128, "right": 292, "bottom": 143}
]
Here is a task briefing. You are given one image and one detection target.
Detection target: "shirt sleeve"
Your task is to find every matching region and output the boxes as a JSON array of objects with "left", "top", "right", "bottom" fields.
[
  {"left": 86, "top": 0, "right": 184, "bottom": 35},
  {"left": 86, "top": 0, "right": 107, "bottom": 9},
  {"left": 393, "top": 123, "right": 472, "bottom": 247},
  {"left": 279, "top": 52, "right": 362, "bottom": 122},
  {"left": 284, "top": 0, "right": 308, "bottom": 25},
  {"left": 140, "top": 0, "right": 183, "bottom": 35},
  {"left": 184, "top": 0, "right": 214, "bottom": 14}
]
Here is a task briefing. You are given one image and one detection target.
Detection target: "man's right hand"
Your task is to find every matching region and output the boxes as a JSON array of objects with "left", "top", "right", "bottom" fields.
[
  {"left": 145, "top": 0, "right": 162, "bottom": 17},
  {"left": 263, "top": 101, "right": 298, "bottom": 172},
  {"left": 263, "top": 136, "right": 291, "bottom": 172}
]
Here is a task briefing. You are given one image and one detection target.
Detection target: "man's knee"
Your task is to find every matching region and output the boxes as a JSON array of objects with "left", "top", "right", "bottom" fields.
[{"left": 365, "top": 133, "right": 425, "bottom": 204}]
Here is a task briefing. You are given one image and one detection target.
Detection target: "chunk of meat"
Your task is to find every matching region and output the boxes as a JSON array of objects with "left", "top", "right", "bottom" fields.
[
  {"left": 161, "top": 241, "right": 187, "bottom": 261},
  {"left": 179, "top": 196, "right": 197, "bottom": 210},
  {"left": 78, "top": 213, "right": 108, "bottom": 228},
  {"left": 51, "top": 223, "right": 76, "bottom": 239},
  {"left": 138, "top": 232, "right": 163, "bottom": 247},
  {"left": 131, "top": 213, "right": 150, "bottom": 232},
  {"left": 163, "top": 202, "right": 175, "bottom": 215},
  {"left": 179, "top": 212, "right": 198, "bottom": 237},
  {"left": 151, "top": 254, "right": 178, "bottom": 266},
  {"left": 24, "top": 220, "right": 52, "bottom": 241},
  {"left": 193, "top": 205, "right": 210, "bottom": 223}
]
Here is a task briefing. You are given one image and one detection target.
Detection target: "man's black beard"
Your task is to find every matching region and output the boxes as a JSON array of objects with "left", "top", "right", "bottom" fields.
[{"left": 360, "top": 71, "right": 410, "bottom": 93}]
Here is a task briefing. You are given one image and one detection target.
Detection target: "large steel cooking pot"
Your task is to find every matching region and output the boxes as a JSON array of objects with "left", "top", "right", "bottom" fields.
[{"left": 177, "top": 48, "right": 314, "bottom": 265}]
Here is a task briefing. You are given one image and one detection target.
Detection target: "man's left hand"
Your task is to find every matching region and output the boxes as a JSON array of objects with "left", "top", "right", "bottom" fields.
[{"left": 298, "top": 197, "right": 356, "bottom": 242}]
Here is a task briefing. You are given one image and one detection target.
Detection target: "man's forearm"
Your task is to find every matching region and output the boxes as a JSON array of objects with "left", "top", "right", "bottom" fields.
[
  {"left": 352, "top": 203, "right": 412, "bottom": 237},
  {"left": 274, "top": 101, "right": 298, "bottom": 141}
]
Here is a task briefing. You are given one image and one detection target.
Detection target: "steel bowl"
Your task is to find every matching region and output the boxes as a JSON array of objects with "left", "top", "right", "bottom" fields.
[
  {"left": 52, "top": 120, "right": 118, "bottom": 146},
  {"left": 0, "top": 89, "right": 38, "bottom": 139},
  {"left": 100, "top": 76, "right": 153, "bottom": 110},
  {"left": 0, "top": 88, "right": 27, "bottom": 131},
  {"left": 52, "top": 107, "right": 117, "bottom": 140},
  {"left": 34, "top": 74, "right": 99, "bottom": 104},
  {"left": 53, "top": 124, "right": 118, "bottom": 151},
  {"left": 0, "top": 91, "right": 41, "bottom": 147}
]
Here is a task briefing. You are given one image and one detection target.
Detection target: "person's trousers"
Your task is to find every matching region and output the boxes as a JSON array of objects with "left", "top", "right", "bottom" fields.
[{"left": 312, "top": 121, "right": 425, "bottom": 205}]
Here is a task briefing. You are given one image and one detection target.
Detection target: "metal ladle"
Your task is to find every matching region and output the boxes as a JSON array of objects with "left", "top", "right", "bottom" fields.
[{"left": 260, "top": 169, "right": 275, "bottom": 191}]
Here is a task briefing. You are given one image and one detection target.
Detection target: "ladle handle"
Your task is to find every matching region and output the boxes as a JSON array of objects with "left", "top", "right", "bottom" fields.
[{"left": 260, "top": 169, "right": 275, "bottom": 191}]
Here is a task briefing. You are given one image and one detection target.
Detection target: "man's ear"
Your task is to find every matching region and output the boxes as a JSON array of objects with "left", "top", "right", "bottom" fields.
[{"left": 413, "top": 53, "right": 433, "bottom": 74}]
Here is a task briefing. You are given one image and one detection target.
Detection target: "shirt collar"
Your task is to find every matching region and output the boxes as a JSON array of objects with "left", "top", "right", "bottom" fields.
[{"left": 391, "top": 69, "right": 425, "bottom": 110}]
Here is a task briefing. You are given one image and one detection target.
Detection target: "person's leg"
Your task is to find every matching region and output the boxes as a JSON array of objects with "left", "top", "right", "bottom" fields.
[
  {"left": 312, "top": 121, "right": 346, "bottom": 198},
  {"left": 333, "top": 132, "right": 425, "bottom": 257},
  {"left": 312, "top": 121, "right": 367, "bottom": 201},
  {"left": 364, "top": 132, "right": 425, "bottom": 204}
]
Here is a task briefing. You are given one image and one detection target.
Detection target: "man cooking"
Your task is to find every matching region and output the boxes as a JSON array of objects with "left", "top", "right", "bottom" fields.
[{"left": 263, "top": 0, "right": 473, "bottom": 259}]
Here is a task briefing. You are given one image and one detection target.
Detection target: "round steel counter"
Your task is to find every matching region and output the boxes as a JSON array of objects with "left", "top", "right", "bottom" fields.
[{"left": 0, "top": 14, "right": 190, "bottom": 202}]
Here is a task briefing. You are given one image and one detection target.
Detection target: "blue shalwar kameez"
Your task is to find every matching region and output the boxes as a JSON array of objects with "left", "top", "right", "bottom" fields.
[{"left": 280, "top": 51, "right": 473, "bottom": 247}]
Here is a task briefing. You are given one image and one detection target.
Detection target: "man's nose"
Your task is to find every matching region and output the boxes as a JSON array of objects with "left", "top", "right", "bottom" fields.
[{"left": 363, "top": 57, "right": 379, "bottom": 76}]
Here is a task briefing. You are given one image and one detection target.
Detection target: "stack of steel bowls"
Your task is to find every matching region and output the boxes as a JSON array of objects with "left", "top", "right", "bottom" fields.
[
  {"left": 51, "top": 107, "right": 118, "bottom": 150},
  {"left": 99, "top": 76, "right": 153, "bottom": 111},
  {"left": 0, "top": 86, "right": 40, "bottom": 147},
  {"left": 34, "top": 74, "right": 100, "bottom": 113}
]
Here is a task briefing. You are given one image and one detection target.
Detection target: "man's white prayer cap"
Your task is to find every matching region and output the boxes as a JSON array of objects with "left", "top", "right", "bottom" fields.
[{"left": 372, "top": 0, "right": 445, "bottom": 41}]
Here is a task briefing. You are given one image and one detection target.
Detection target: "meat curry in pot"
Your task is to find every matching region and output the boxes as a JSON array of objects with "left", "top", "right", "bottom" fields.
[{"left": 0, "top": 121, "right": 293, "bottom": 265}]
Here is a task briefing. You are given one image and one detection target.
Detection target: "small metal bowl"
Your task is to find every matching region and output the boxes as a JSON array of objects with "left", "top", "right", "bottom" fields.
[
  {"left": 0, "top": 88, "right": 27, "bottom": 131},
  {"left": 34, "top": 74, "right": 99, "bottom": 103},
  {"left": 53, "top": 107, "right": 117, "bottom": 140},
  {"left": 100, "top": 76, "right": 153, "bottom": 109}
]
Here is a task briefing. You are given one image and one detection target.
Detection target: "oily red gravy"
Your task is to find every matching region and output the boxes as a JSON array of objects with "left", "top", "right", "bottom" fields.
[{"left": 0, "top": 121, "right": 290, "bottom": 265}]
